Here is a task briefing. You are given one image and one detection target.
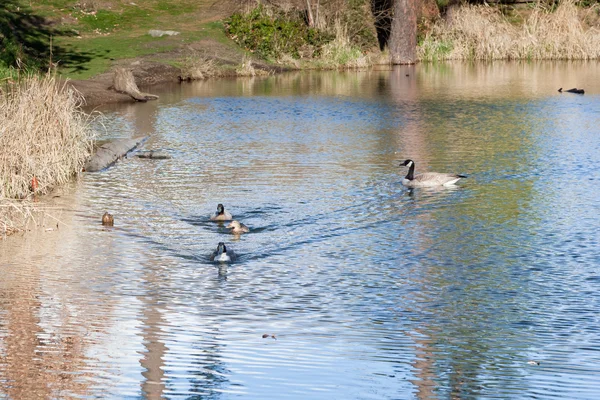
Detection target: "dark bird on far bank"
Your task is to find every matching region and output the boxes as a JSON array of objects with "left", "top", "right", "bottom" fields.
[{"left": 558, "top": 87, "right": 584, "bottom": 94}]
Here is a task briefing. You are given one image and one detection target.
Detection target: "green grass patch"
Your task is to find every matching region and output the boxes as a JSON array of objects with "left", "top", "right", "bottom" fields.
[
  {"left": 75, "top": 7, "right": 155, "bottom": 33},
  {"left": 419, "top": 39, "right": 453, "bottom": 61},
  {"left": 78, "top": 9, "right": 124, "bottom": 32},
  {"left": 56, "top": 34, "right": 174, "bottom": 78},
  {"left": 34, "top": 0, "right": 74, "bottom": 9},
  {"left": 55, "top": 19, "right": 234, "bottom": 79},
  {"left": 3, "top": 0, "right": 268, "bottom": 79},
  {"left": 155, "top": 1, "right": 196, "bottom": 16},
  {"left": 0, "top": 66, "right": 21, "bottom": 81}
]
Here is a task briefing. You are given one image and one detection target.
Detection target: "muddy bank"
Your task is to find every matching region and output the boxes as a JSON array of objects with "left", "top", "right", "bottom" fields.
[
  {"left": 67, "top": 51, "right": 290, "bottom": 109},
  {"left": 67, "top": 60, "right": 182, "bottom": 108}
]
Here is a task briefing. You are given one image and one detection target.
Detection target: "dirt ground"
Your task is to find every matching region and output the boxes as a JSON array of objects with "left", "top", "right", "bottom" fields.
[
  {"left": 67, "top": 36, "right": 292, "bottom": 108},
  {"left": 65, "top": 37, "right": 245, "bottom": 108}
]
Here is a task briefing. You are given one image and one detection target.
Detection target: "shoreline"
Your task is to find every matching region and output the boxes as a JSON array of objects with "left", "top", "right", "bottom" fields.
[{"left": 67, "top": 56, "right": 294, "bottom": 109}]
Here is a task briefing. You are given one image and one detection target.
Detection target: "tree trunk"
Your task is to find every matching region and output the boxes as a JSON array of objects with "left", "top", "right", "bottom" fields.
[
  {"left": 306, "top": 0, "right": 314, "bottom": 28},
  {"left": 389, "top": 0, "right": 417, "bottom": 64}
]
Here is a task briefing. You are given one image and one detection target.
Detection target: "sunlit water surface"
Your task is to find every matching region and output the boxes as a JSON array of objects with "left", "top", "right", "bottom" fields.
[{"left": 2, "top": 62, "right": 600, "bottom": 399}]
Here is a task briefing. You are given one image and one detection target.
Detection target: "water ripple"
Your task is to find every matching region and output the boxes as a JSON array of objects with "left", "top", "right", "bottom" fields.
[{"left": 2, "top": 64, "right": 600, "bottom": 399}]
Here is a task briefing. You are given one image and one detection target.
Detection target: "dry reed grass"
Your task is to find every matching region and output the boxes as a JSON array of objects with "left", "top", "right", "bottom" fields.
[
  {"left": 236, "top": 55, "right": 271, "bottom": 77},
  {"left": 419, "top": 1, "right": 600, "bottom": 61},
  {"left": 0, "top": 74, "right": 95, "bottom": 237},
  {"left": 276, "top": 53, "right": 301, "bottom": 68},
  {"left": 179, "top": 53, "right": 222, "bottom": 80},
  {"left": 0, "top": 201, "right": 34, "bottom": 238}
]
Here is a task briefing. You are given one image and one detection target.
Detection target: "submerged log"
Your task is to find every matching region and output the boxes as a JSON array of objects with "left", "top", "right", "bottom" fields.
[
  {"left": 84, "top": 136, "right": 148, "bottom": 172},
  {"left": 136, "top": 150, "right": 172, "bottom": 160},
  {"left": 113, "top": 67, "right": 159, "bottom": 102}
]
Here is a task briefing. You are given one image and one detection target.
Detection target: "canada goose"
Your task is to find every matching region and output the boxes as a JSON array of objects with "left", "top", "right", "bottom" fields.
[
  {"left": 102, "top": 212, "right": 114, "bottom": 226},
  {"left": 210, "top": 242, "right": 236, "bottom": 262},
  {"left": 210, "top": 203, "right": 233, "bottom": 221},
  {"left": 227, "top": 220, "right": 250, "bottom": 234},
  {"left": 400, "top": 159, "right": 466, "bottom": 187}
]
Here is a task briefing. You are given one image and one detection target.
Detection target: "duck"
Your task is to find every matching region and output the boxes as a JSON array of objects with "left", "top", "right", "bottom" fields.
[
  {"left": 102, "top": 212, "right": 114, "bottom": 226},
  {"left": 399, "top": 159, "right": 466, "bottom": 187},
  {"left": 210, "top": 242, "right": 236, "bottom": 262},
  {"left": 210, "top": 203, "right": 233, "bottom": 221},
  {"left": 226, "top": 220, "right": 250, "bottom": 234}
]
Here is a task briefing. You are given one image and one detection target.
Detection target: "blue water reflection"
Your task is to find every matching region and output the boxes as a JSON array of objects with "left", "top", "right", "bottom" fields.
[{"left": 1, "top": 62, "right": 600, "bottom": 399}]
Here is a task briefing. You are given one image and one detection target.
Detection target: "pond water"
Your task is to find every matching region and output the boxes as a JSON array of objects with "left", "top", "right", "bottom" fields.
[{"left": 1, "top": 62, "right": 600, "bottom": 399}]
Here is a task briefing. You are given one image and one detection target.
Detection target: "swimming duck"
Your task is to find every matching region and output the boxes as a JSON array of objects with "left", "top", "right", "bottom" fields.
[
  {"left": 210, "top": 242, "right": 236, "bottom": 262},
  {"left": 102, "top": 212, "right": 114, "bottom": 226},
  {"left": 210, "top": 203, "right": 233, "bottom": 221},
  {"left": 400, "top": 159, "right": 466, "bottom": 187},
  {"left": 226, "top": 220, "right": 250, "bottom": 234}
]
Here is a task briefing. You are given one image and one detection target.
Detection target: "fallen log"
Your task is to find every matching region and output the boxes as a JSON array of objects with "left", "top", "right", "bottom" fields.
[
  {"left": 136, "top": 150, "right": 172, "bottom": 160},
  {"left": 84, "top": 136, "right": 148, "bottom": 172},
  {"left": 113, "top": 67, "right": 159, "bottom": 102}
]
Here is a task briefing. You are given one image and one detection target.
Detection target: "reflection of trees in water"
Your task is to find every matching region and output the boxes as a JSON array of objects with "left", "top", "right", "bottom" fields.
[
  {"left": 0, "top": 208, "right": 136, "bottom": 398},
  {"left": 0, "top": 262, "right": 95, "bottom": 397},
  {"left": 140, "top": 303, "right": 168, "bottom": 399},
  {"left": 375, "top": 64, "right": 537, "bottom": 396},
  {"left": 187, "top": 339, "right": 231, "bottom": 399},
  {"left": 137, "top": 257, "right": 232, "bottom": 399}
]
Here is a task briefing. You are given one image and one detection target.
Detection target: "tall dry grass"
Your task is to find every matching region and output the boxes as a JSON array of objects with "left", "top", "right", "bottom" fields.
[
  {"left": 419, "top": 0, "right": 600, "bottom": 61},
  {"left": 0, "top": 74, "right": 95, "bottom": 237},
  {"left": 236, "top": 55, "right": 271, "bottom": 77},
  {"left": 179, "top": 53, "right": 223, "bottom": 80},
  {"left": 0, "top": 201, "right": 35, "bottom": 238}
]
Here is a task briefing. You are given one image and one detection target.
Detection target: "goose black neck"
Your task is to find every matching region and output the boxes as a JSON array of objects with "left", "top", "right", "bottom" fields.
[{"left": 405, "top": 163, "right": 415, "bottom": 180}]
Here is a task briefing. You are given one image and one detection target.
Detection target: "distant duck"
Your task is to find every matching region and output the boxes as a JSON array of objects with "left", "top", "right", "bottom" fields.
[
  {"left": 102, "top": 212, "right": 114, "bottom": 226},
  {"left": 210, "top": 203, "right": 233, "bottom": 221},
  {"left": 210, "top": 242, "right": 236, "bottom": 262},
  {"left": 400, "top": 159, "right": 466, "bottom": 187},
  {"left": 227, "top": 220, "right": 250, "bottom": 234}
]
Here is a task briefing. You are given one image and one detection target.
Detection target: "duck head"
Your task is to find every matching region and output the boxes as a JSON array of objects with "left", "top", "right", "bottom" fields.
[
  {"left": 226, "top": 221, "right": 240, "bottom": 229},
  {"left": 216, "top": 203, "right": 225, "bottom": 215},
  {"left": 215, "top": 242, "right": 227, "bottom": 254}
]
